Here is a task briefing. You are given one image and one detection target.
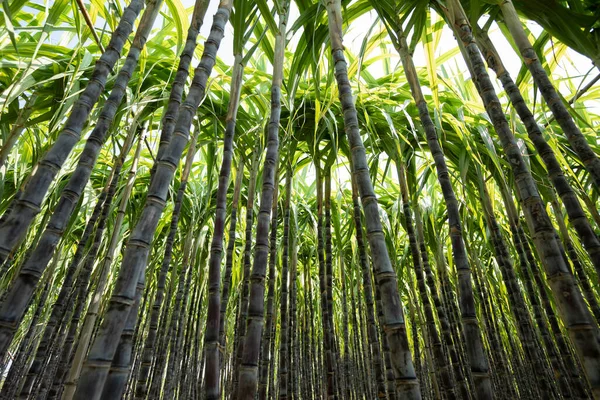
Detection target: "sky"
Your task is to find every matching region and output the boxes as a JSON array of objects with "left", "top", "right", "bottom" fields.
[{"left": 40, "top": 0, "right": 598, "bottom": 107}]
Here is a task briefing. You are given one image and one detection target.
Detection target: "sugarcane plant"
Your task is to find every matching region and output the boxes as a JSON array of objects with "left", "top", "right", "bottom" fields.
[{"left": 0, "top": 0, "right": 598, "bottom": 399}]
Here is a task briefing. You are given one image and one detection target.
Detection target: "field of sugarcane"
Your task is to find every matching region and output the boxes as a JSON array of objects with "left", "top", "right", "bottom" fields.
[{"left": 0, "top": 0, "right": 599, "bottom": 399}]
